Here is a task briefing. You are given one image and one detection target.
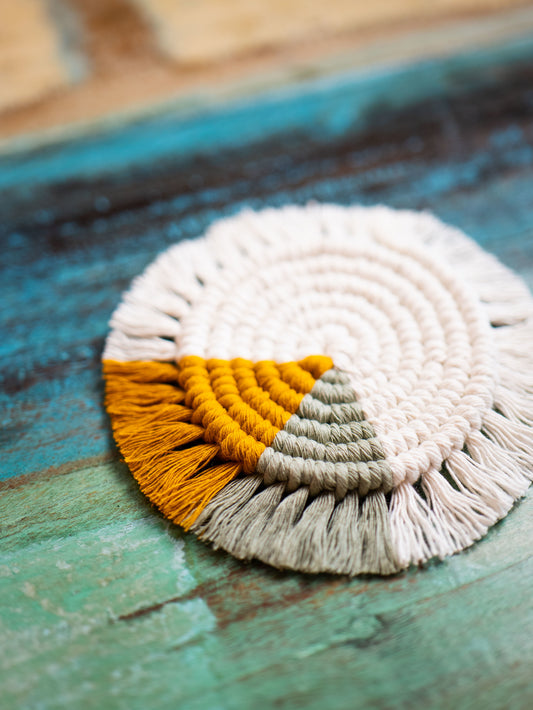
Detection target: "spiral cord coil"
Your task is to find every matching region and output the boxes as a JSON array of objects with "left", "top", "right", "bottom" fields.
[{"left": 103, "top": 204, "right": 533, "bottom": 574}]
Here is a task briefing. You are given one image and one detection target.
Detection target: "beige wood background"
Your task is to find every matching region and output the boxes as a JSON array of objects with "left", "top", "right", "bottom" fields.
[{"left": 1, "top": 0, "right": 532, "bottom": 142}]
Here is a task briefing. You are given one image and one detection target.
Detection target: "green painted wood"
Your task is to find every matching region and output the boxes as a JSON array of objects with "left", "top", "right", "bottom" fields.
[
  {"left": 2, "top": 32, "right": 533, "bottom": 710},
  {"left": 1, "top": 461, "right": 532, "bottom": 709}
]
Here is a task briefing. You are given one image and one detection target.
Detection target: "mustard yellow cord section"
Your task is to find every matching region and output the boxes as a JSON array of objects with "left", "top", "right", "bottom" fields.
[{"left": 103, "top": 354, "right": 333, "bottom": 528}]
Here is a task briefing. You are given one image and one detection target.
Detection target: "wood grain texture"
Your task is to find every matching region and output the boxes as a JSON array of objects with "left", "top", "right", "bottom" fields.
[
  {"left": 0, "top": 0, "right": 72, "bottom": 111},
  {"left": 1, "top": 0, "right": 533, "bottom": 142},
  {"left": 134, "top": 0, "right": 532, "bottom": 63},
  {"left": 1, "top": 31, "right": 533, "bottom": 710}
]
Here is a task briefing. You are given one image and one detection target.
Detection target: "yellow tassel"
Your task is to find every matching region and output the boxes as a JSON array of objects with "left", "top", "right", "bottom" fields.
[
  {"left": 130, "top": 444, "right": 221, "bottom": 501},
  {"left": 162, "top": 462, "right": 243, "bottom": 529},
  {"left": 104, "top": 360, "right": 241, "bottom": 527},
  {"left": 106, "top": 404, "right": 193, "bottom": 425},
  {"left": 103, "top": 359, "right": 182, "bottom": 383},
  {"left": 106, "top": 380, "right": 186, "bottom": 407},
  {"left": 103, "top": 355, "right": 332, "bottom": 529},
  {"left": 118, "top": 423, "right": 204, "bottom": 459}
]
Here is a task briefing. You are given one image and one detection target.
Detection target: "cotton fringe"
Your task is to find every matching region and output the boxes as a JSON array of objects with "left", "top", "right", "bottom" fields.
[
  {"left": 105, "top": 358, "right": 400, "bottom": 574},
  {"left": 198, "top": 213, "right": 533, "bottom": 573},
  {"left": 102, "top": 206, "right": 533, "bottom": 575},
  {"left": 388, "top": 214, "right": 533, "bottom": 568},
  {"left": 103, "top": 360, "right": 241, "bottom": 529},
  {"left": 191, "top": 479, "right": 400, "bottom": 575}
]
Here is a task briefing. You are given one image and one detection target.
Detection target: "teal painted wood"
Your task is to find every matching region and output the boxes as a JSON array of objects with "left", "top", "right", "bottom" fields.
[
  {"left": 1, "top": 33, "right": 533, "bottom": 710},
  {"left": 1, "top": 463, "right": 532, "bottom": 709}
]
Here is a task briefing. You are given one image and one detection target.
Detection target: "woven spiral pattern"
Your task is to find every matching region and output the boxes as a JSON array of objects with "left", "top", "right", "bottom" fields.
[
  {"left": 177, "top": 354, "right": 332, "bottom": 473},
  {"left": 173, "top": 222, "right": 496, "bottom": 490},
  {"left": 103, "top": 204, "right": 533, "bottom": 575},
  {"left": 256, "top": 367, "right": 393, "bottom": 498}
]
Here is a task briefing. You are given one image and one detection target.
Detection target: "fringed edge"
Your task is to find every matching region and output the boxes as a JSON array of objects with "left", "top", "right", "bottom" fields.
[
  {"left": 103, "top": 359, "right": 242, "bottom": 529},
  {"left": 191, "top": 480, "right": 401, "bottom": 576},
  {"left": 389, "top": 409, "right": 533, "bottom": 569},
  {"left": 102, "top": 206, "right": 533, "bottom": 574},
  {"left": 382, "top": 210, "right": 533, "bottom": 568}
]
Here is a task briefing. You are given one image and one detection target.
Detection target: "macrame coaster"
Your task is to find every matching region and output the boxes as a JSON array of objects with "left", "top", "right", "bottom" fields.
[{"left": 103, "top": 204, "right": 533, "bottom": 575}]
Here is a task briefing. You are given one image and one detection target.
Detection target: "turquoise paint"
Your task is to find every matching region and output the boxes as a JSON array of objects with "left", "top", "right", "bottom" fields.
[
  {"left": 1, "top": 35, "right": 533, "bottom": 190},
  {"left": 2, "top": 455, "right": 531, "bottom": 709}
]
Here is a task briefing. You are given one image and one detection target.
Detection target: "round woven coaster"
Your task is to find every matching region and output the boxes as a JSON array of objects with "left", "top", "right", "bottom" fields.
[{"left": 103, "top": 204, "right": 533, "bottom": 575}]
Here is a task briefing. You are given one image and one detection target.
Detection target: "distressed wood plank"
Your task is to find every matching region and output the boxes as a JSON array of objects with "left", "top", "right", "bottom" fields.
[
  {"left": 1, "top": 1, "right": 533, "bottom": 142},
  {"left": 1, "top": 459, "right": 532, "bottom": 709},
  {"left": 0, "top": 0, "right": 74, "bottom": 111},
  {"left": 134, "top": 0, "right": 531, "bottom": 64}
]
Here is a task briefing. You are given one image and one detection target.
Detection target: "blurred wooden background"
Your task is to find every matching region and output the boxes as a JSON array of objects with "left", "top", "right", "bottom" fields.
[{"left": 2, "top": 0, "right": 533, "bottom": 142}]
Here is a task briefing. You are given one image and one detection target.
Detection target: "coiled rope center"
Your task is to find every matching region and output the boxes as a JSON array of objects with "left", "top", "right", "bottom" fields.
[
  {"left": 176, "top": 228, "right": 496, "bottom": 488},
  {"left": 103, "top": 205, "right": 533, "bottom": 575}
]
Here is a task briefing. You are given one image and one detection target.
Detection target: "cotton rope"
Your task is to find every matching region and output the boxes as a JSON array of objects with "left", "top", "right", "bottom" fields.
[{"left": 103, "top": 204, "right": 533, "bottom": 575}]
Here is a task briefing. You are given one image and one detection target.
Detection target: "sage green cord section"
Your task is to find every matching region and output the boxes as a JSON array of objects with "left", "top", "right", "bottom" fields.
[
  {"left": 191, "top": 477, "right": 400, "bottom": 575},
  {"left": 257, "top": 368, "right": 393, "bottom": 497},
  {"left": 192, "top": 369, "right": 398, "bottom": 575}
]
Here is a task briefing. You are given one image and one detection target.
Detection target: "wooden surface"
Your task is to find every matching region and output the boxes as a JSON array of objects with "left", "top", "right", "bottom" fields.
[
  {"left": 0, "top": 0, "right": 72, "bottom": 112},
  {"left": 2, "top": 0, "right": 533, "bottom": 142},
  {"left": 2, "top": 14, "right": 533, "bottom": 710}
]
